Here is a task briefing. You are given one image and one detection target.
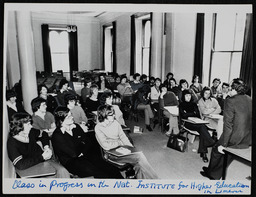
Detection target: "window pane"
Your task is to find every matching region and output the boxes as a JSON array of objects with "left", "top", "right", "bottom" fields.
[
  {"left": 211, "top": 52, "right": 231, "bottom": 83},
  {"left": 144, "top": 21, "right": 151, "bottom": 47},
  {"left": 230, "top": 52, "right": 242, "bottom": 81},
  {"left": 49, "top": 31, "right": 59, "bottom": 52},
  {"left": 215, "top": 13, "right": 236, "bottom": 51},
  {"left": 142, "top": 48, "right": 150, "bottom": 76},
  {"left": 51, "top": 54, "right": 69, "bottom": 72},
  {"left": 234, "top": 13, "right": 246, "bottom": 50}
]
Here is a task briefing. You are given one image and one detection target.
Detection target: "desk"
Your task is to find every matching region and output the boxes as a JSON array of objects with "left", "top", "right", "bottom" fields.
[
  {"left": 16, "top": 161, "right": 56, "bottom": 178},
  {"left": 207, "top": 114, "right": 223, "bottom": 139},
  {"left": 222, "top": 147, "right": 251, "bottom": 180}
]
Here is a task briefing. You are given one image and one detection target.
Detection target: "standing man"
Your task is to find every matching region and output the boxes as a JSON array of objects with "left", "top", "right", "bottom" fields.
[{"left": 200, "top": 78, "right": 252, "bottom": 180}]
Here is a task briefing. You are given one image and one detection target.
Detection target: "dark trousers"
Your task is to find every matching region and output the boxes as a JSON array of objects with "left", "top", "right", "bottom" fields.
[
  {"left": 184, "top": 122, "right": 215, "bottom": 153},
  {"left": 207, "top": 146, "right": 233, "bottom": 180},
  {"left": 65, "top": 132, "right": 123, "bottom": 179}
]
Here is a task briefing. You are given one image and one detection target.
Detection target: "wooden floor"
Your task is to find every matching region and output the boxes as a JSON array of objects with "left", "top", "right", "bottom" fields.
[{"left": 125, "top": 115, "right": 251, "bottom": 180}]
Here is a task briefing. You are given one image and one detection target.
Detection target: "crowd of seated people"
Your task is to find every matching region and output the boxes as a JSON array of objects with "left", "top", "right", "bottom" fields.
[{"left": 6, "top": 70, "right": 251, "bottom": 180}]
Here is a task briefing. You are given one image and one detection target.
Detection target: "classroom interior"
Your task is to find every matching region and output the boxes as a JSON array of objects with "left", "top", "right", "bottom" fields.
[{"left": 2, "top": 4, "right": 253, "bottom": 180}]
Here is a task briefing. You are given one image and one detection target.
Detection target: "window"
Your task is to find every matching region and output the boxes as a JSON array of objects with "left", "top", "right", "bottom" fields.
[
  {"left": 134, "top": 14, "right": 151, "bottom": 75},
  {"left": 210, "top": 13, "right": 246, "bottom": 84},
  {"left": 104, "top": 25, "right": 113, "bottom": 72},
  {"left": 49, "top": 30, "right": 70, "bottom": 72}
]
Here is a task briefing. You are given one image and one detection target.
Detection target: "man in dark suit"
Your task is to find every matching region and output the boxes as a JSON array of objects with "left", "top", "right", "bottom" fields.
[{"left": 200, "top": 78, "right": 252, "bottom": 180}]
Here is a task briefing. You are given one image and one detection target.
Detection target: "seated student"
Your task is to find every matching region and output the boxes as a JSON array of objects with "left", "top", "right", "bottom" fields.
[
  {"left": 52, "top": 106, "right": 123, "bottom": 179},
  {"left": 133, "top": 85, "right": 154, "bottom": 131},
  {"left": 95, "top": 105, "right": 158, "bottom": 179},
  {"left": 57, "top": 79, "right": 79, "bottom": 106},
  {"left": 167, "top": 77, "right": 180, "bottom": 96},
  {"left": 198, "top": 87, "right": 221, "bottom": 129},
  {"left": 163, "top": 72, "right": 174, "bottom": 90},
  {"left": 159, "top": 84, "right": 179, "bottom": 136},
  {"left": 64, "top": 93, "right": 88, "bottom": 126},
  {"left": 6, "top": 90, "right": 27, "bottom": 122},
  {"left": 150, "top": 78, "right": 161, "bottom": 125},
  {"left": 117, "top": 75, "right": 133, "bottom": 99},
  {"left": 84, "top": 84, "right": 101, "bottom": 113},
  {"left": 130, "top": 73, "right": 144, "bottom": 92},
  {"left": 140, "top": 74, "right": 149, "bottom": 85},
  {"left": 111, "top": 74, "right": 121, "bottom": 90},
  {"left": 190, "top": 75, "right": 203, "bottom": 100},
  {"left": 99, "top": 92, "right": 125, "bottom": 126},
  {"left": 179, "top": 90, "right": 215, "bottom": 162},
  {"left": 7, "top": 113, "right": 70, "bottom": 178},
  {"left": 210, "top": 78, "right": 222, "bottom": 98},
  {"left": 177, "top": 79, "right": 198, "bottom": 103},
  {"left": 37, "top": 84, "right": 59, "bottom": 114},
  {"left": 149, "top": 76, "right": 156, "bottom": 87},
  {"left": 217, "top": 82, "right": 230, "bottom": 113},
  {"left": 96, "top": 73, "right": 112, "bottom": 92},
  {"left": 31, "top": 97, "right": 56, "bottom": 137},
  {"left": 81, "top": 77, "right": 92, "bottom": 107}
]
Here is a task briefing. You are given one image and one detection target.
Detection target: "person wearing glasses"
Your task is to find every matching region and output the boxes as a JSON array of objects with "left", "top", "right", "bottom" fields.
[
  {"left": 200, "top": 78, "right": 252, "bottom": 179},
  {"left": 95, "top": 105, "right": 158, "bottom": 179}
]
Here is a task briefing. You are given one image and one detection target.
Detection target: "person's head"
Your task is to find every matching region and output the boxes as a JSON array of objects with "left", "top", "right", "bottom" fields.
[
  {"left": 149, "top": 76, "right": 155, "bottom": 84},
  {"left": 120, "top": 75, "right": 128, "bottom": 84},
  {"left": 114, "top": 75, "right": 120, "bottom": 83},
  {"left": 31, "top": 97, "right": 47, "bottom": 113},
  {"left": 84, "top": 77, "right": 92, "bottom": 88},
  {"left": 201, "top": 87, "right": 212, "bottom": 100},
  {"left": 169, "top": 78, "right": 177, "bottom": 87},
  {"left": 140, "top": 74, "right": 147, "bottom": 82},
  {"left": 133, "top": 73, "right": 141, "bottom": 81},
  {"left": 179, "top": 79, "right": 189, "bottom": 90},
  {"left": 64, "top": 93, "right": 77, "bottom": 108},
  {"left": 192, "top": 75, "right": 200, "bottom": 83},
  {"left": 54, "top": 106, "right": 73, "bottom": 128},
  {"left": 6, "top": 90, "right": 17, "bottom": 103},
  {"left": 99, "top": 92, "right": 113, "bottom": 106},
  {"left": 97, "top": 105, "right": 115, "bottom": 123},
  {"left": 37, "top": 84, "right": 48, "bottom": 96},
  {"left": 159, "top": 84, "right": 167, "bottom": 93},
  {"left": 99, "top": 73, "right": 106, "bottom": 82},
  {"left": 181, "top": 89, "right": 193, "bottom": 103},
  {"left": 90, "top": 84, "right": 99, "bottom": 97},
  {"left": 59, "top": 79, "right": 69, "bottom": 91},
  {"left": 230, "top": 78, "right": 247, "bottom": 96},
  {"left": 212, "top": 78, "right": 221, "bottom": 87},
  {"left": 222, "top": 82, "right": 230, "bottom": 93},
  {"left": 9, "top": 113, "right": 32, "bottom": 137},
  {"left": 166, "top": 72, "right": 174, "bottom": 80},
  {"left": 154, "top": 78, "right": 161, "bottom": 87}
]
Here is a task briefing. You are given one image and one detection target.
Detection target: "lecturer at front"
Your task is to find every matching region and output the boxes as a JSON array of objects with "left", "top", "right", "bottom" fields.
[{"left": 200, "top": 78, "right": 252, "bottom": 180}]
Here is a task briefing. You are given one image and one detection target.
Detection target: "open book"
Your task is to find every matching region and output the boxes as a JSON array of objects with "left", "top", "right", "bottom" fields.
[
  {"left": 106, "top": 145, "right": 141, "bottom": 157},
  {"left": 187, "top": 117, "right": 209, "bottom": 124},
  {"left": 164, "top": 106, "right": 179, "bottom": 116}
]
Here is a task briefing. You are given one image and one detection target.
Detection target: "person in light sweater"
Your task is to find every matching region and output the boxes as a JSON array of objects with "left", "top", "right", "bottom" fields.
[{"left": 95, "top": 105, "right": 158, "bottom": 179}]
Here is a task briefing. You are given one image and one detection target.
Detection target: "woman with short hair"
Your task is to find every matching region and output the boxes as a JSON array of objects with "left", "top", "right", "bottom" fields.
[{"left": 7, "top": 113, "right": 70, "bottom": 178}]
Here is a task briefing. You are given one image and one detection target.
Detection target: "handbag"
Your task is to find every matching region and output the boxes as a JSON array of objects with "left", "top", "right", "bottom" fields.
[{"left": 167, "top": 133, "right": 188, "bottom": 152}]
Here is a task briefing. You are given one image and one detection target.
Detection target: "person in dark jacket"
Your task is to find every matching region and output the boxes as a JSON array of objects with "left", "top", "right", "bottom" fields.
[
  {"left": 200, "top": 78, "right": 252, "bottom": 180},
  {"left": 51, "top": 106, "right": 123, "bottom": 178},
  {"left": 6, "top": 90, "right": 27, "bottom": 122},
  {"left": 179, "top": 89, "right": 215, "bottom": 162},
  {"left": 132, "top": 85, "right": 154, "bottom": 131},
  {"left": 7, "top": 113, "right": 70, "bottom": 178}
]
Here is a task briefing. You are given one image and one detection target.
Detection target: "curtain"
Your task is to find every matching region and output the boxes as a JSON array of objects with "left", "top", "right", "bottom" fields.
[
  {"left": 149, "top": 12, "right": 153, "bottom": 77},
  {"left": 68, "top": 26, "right": 78, "bottom": 81},
  {"left": 240, "top": 14, "right": 252, "bottom": 89},
  {"left": 130, "top": 15, "right": 136, "bottom": 75},
  {"left": 41, "top": 24, "right": 52, "bottom": 74},
  {"left": 112, "top": 22, "right": 117, "bottom": 74},
  {"left": 193, "top": 13, "right": 205, "bottom": 80}
]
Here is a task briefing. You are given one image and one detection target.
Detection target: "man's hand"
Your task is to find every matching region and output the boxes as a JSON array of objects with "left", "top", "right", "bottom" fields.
[{"left": 217, "top": 145, "right": 225, "bottom": 154}]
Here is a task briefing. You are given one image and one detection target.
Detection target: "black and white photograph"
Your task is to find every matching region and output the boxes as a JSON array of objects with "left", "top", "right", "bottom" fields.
[{"left": 1, "top": 1, "right": 254, "bottom": 195}]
